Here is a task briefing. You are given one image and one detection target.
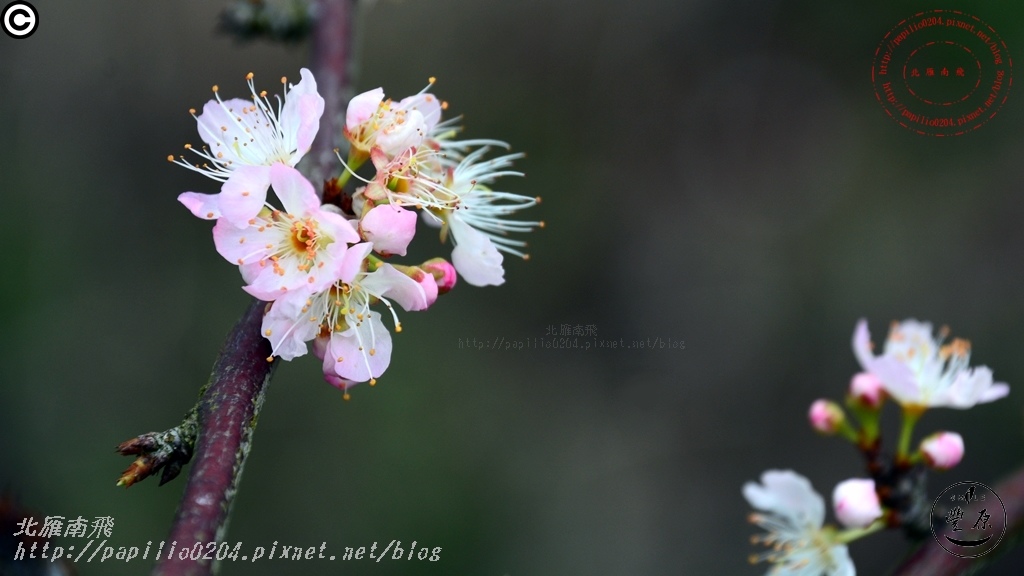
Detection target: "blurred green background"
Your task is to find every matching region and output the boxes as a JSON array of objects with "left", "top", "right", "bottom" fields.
[{"left": 3, "top": 0, "right": 1024, "bottom": 574}]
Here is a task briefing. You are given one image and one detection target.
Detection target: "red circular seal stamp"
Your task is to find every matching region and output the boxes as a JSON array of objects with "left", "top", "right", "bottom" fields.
[{"left": 872, "top": 10, "right": 1012, "bottom": 136}]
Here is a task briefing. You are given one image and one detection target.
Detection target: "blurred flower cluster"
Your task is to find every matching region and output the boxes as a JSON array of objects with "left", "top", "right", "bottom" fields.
[
  {"left": 170, "top": 70, "right": 540, "bottom": 397},
  {"left": 745, "top": 319, "right": 1008, "bottom": 575}
]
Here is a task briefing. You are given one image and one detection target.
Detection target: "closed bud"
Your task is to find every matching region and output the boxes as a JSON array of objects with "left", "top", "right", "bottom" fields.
[
  {"left": 832, "top": 478, "right": 883, "bottom": 529},
  {"left": 849, "top": 372, "right": 884, "bottom": 409},
  {"left": 421, "top": 258, "right": 458, "bottom": 294},
  {"left": 808, "top": 399, "right": 845, "bottom": 434},
  {"left": 920, "top": 431, "right": 964, "bottom": 470}
]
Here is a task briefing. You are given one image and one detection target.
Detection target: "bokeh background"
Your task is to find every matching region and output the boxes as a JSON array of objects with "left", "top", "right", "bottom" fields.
[{"left": 3, "top": 0, "right": 1024, "bottom": 574}]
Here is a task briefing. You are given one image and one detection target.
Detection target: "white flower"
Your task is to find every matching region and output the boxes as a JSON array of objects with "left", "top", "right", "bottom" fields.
[
  {"left": 425, "top": 147, "right": 542, "bottom": 286},
  {"left": 175, "top": 69, "right": 325, "bottom": 228},
  {"left": 853, "top": 319, "right": 1009, "bottom": 409},
  {"left": 744, "top": 470, "right": 855, "bottom": 576}
]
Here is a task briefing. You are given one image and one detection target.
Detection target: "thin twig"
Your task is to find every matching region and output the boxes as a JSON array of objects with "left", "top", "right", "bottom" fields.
[{"left": 150, "top": 298, "right": 276, "bottom": 576}]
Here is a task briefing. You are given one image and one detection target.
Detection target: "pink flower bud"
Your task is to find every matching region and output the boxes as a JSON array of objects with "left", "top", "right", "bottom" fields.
[
  {"left": 920, "top": 432, "right": 964, "bottom": 470},
  {"left": 849, "top": 372, "right": 884, "bottom": 408},
  {"left": 359, "top": 203, "right": 418, "bottom": 256},
  {"left": 808, "top": 399, "right": 845, "bottom": 434},
  {"left": 832, "top": 478, "right": 883, "bottom": 529},
  {"left": 421, "top": 258, "right": 458, "bottom": 294}
]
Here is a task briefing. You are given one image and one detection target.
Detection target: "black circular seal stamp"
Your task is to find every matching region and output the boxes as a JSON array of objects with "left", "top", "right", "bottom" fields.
[
  {"left": 931, "top": 481, "right": 1006, "bottom": 558},
  {"left": 871, "top": 10, "right": 1012, "bottom": 136}
]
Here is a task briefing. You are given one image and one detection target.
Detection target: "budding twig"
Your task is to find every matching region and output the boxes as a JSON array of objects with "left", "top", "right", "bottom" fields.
[{"left": 150, "top": 298, "right": 276, "bottom": 576}]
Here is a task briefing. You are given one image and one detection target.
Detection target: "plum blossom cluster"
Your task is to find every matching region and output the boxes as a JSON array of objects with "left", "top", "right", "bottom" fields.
[
  {"left": 745, "top": 319, "right": 1009, "bottom": 575},
  {"left": 170, "top": 70, "right": 540, "bottom": 397}
]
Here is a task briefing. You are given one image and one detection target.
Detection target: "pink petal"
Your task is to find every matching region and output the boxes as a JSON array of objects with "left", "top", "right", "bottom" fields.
[
  {"left": 178, "top": 191, "right": 222, "bottom": 220},
  {"left": 220, "top": 165, "right": 271, "bottom": 228},
  {"left": 399, "top": 92, "right": 443, "bottom": 131},
  {"left": 361, "top": 265, "right": 430, "bottom": 312},
  {"left": 326, "top": 314, "right": 393, "bottom": 383},
  {"left": 336, "top": 242, "right": 373, "bottom": 284},
  {"left": 269, "top": 164, "right": 318, "bottom": 216},
  {"left": 414, "top": 267, "right": 439, "bottom": 308},
  {"left": 280, "top": 68, "right": 325, "bottom": 156},
  {"left": 262, "top": 294, "right": 319, "bottom": 360},
  {"left": 346, "top": 88, "right": 384, "bottom": 130},
  {"left": 851, "top": 320, "right": 875, "bottom": 369},
  {"left": 317, "top": 208, "right": 361, "bottom": 246},
  {"left": 212, "top": 218, "right": 269, "bottom": 266},
  {"left": 867, "top": 356, "right": 921, "bottom": 405},
  {"left": 360, "top": 204, "right": 417, "bottom": 256}
]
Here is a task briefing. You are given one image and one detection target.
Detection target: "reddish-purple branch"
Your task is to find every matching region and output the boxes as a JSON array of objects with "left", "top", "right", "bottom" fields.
[
  {"left": 891, "top": 464, "right": 1024, "bottom": 575},
  {"left": 143, "top": 4, "right": 357, "bottom": 575},
  {"left": 151, "top": 298, "right": 275, "bottom": 576}
]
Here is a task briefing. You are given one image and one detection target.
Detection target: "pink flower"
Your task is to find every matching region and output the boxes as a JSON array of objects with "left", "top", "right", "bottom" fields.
[
  {"left": 359, "top": 203, "right": 418, "bottom": 256},
  {"left": 175, "top": 69, "right": 325, "bottom": 228},
  {"left": 849, "top": 372, "right": 885, "bottom": 408},
  {"left": 212, "top": 164, "right": 359, "bottom": 300},
  {"left": 920, "top": 432, "right": 965, "bottom": 470},
  {"left": 263, "top": 242, "right": 435, "bottom": 385},
  {"left": 808, "top": 399, "right": 845, "bottom": 434},
  {"left": 853, "top": 319, "right": 1009, "bottom": 409},
  {"left": 344, "top": 84, "right": 443, "bottom": 158},
  {"left": 832, "top": 478, "right": 883, "bottom": 529}
]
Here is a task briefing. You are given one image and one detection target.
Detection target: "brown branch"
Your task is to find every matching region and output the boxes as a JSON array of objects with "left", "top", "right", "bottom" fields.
[
  {"left": 149, "top": 298, "right": 277, "bottom": 576},
  {"left": 890, "top": 464, "right": 1024, "bottom": 576}
]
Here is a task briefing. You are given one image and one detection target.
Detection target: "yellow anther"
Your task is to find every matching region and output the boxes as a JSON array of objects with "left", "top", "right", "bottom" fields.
[
  {"left": 212, "top": 85, "right": 219, "bottom": 92},
  {"left": 167, "top": 155, "right": 175, "bottom": 162},
  {"left": 265, "top": 329, "right": 272, "bottom": 336},
  {"left": 369, "top": 378, "right": 377, "bottom": 386},
  {"left": 428, "top": 76, "right": 436, "bottom": 84},
  {"left": 246, "top": 72, "right": 254, "bottom": 80}
]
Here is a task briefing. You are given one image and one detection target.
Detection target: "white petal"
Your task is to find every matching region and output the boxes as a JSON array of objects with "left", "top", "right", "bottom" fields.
[{"left": 449, "top": 216, "right": 505, "bottom": 287}]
